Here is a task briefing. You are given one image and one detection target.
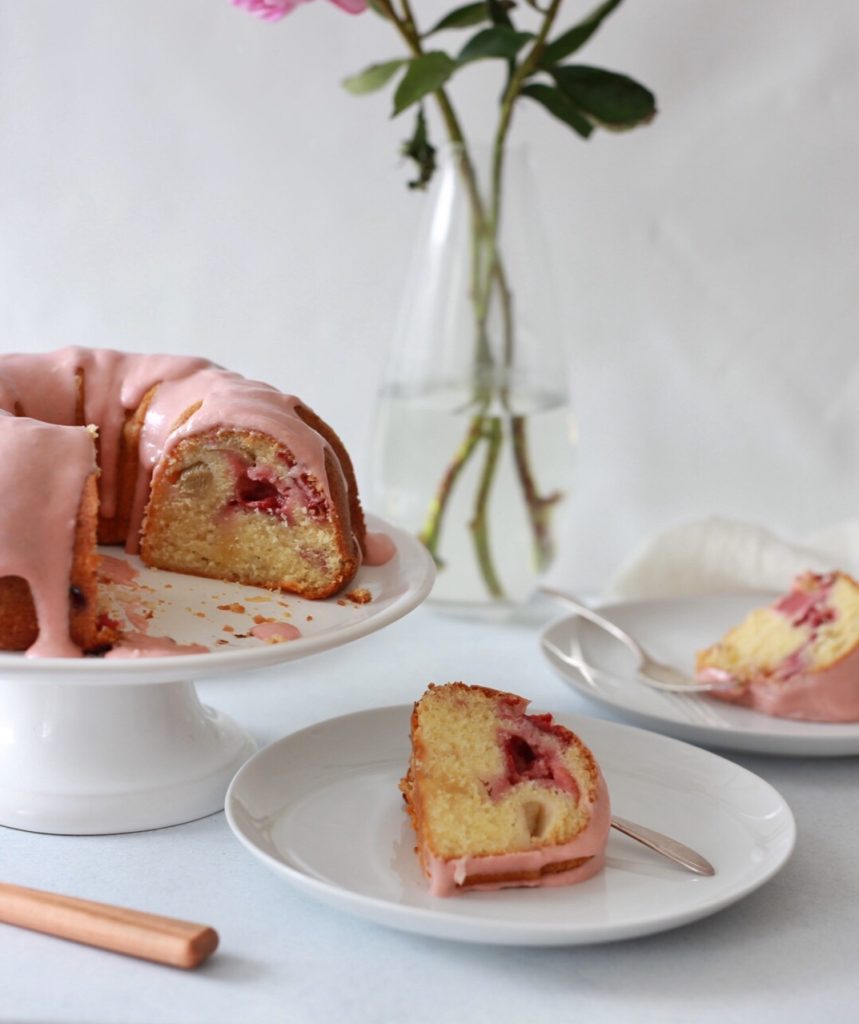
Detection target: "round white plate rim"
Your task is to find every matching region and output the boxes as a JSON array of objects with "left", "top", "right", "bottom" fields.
[
  {"left": 0, "top": 514, "right": 435, "bottom": 683},
  {"left": 541, "top": 595, "right": 859, "bottom": 757},
  {"left": 225, "top": 704, "right": 796, "bottom": 946}
]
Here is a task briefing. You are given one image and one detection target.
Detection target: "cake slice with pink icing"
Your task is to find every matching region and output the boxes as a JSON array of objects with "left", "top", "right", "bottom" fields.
[
  {"left": 400, "top": 683, "right": 610, "bottom": 896},
  {"left": 696, "top": 571, "right": 859, "bottom": 721}
]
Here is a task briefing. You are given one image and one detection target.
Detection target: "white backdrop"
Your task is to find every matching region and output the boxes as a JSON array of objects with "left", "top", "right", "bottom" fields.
[{"left": 1, "top": 0, "right": 857, "bottom": 590}]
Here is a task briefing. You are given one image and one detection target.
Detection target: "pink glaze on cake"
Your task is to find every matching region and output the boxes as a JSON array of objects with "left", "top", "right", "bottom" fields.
[
  {"left": 0, "top": 348, "right": 377, "bottom": 657},
  {"left": 424, "top": 771, "right": 610, "bottom": 896},
  {"left": 701, "top": 650, "right": 859, "bottom": 721}
]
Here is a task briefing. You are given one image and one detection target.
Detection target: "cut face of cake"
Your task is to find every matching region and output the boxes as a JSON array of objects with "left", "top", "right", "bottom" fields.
[
  {"left": 696, "top": 571, "right": 859, "bottom": 721},
  {"left": 400, "top": 683, "right": 610, "bottom": 896}
]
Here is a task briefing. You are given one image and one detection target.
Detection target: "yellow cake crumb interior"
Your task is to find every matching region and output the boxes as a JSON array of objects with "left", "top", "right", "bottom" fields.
[
  {"left": 412, "top": 686, "right": 591, "bottom": 859},
  {"left": 142, "top": 431, "right": 344, "bottom": 596},
  {"left": 697, "top": 574, "right": 859, "bottom": 678}
]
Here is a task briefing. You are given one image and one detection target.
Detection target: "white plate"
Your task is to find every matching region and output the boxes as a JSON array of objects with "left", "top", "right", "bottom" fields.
[
  {"left": 541, "top": 595, "right": 859, "bottom": 757},
  {"left": 225, "top": 705, "right": 795, "bottom": 946},
  {"left": 0, "top": 514, "right": 435, "bottom": 683}
]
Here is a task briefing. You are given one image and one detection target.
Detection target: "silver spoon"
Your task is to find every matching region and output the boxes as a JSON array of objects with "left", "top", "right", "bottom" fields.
[
  {"left": 610, "top": 816, "right": 715, "bottom": 875},
  {"left": 540, "top": 586, "right": 732, "bottom": 694}
]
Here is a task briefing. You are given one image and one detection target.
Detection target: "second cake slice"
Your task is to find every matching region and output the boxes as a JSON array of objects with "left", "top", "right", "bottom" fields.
[{"left": 400, "top": 683, "right": 610, "bottom": 896}]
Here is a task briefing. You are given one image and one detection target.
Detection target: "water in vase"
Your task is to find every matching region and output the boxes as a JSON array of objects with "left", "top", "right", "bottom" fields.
[{"left": 371, "top": 382, "right": 577, "bottom": 610}]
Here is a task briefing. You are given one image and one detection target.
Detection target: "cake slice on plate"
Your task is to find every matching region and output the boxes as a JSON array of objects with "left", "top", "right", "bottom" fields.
[
  {"left": 400, "top": 683, "right": 610, "bottom": 896},
  {"left": 696, "top": 571, "right": 859, "bottom": 721}
]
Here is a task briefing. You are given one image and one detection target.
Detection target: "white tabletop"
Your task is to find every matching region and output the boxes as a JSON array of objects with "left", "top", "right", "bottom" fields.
[{"left": 2, "top": 600, "right": 857, "bottom": 1023}]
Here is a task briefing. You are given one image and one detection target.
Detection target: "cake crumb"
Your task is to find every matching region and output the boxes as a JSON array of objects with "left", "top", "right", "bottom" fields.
[
  {"left": 253, "top": 615, "right": 275, "bottom": 625},
  {"left": 345, "top": 588, "right": 372, "bottom": 605},
  {"left": 222, "top": 625, "right": 235, "bottom": 634},
  {"left": 218, "top": 603, "right": 246, "bottom": 614},
  {"left": 306, "top": 615, "right": 314, "bottom": 622}
]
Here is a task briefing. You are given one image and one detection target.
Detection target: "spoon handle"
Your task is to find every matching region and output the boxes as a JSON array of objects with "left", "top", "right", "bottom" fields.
[
  {"left": 611, "top": 816, "right": 716, "bottom": 876},
  {"left": 0, "top": 882, "right": 218, "bottom": 968}
]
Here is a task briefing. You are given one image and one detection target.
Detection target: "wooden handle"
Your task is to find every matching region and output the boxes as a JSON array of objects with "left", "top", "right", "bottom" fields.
[{"left": 0, "top": 882, "right": 219, "bottom": 969}]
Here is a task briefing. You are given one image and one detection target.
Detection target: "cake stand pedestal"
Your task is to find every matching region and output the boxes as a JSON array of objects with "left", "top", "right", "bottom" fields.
[
  {"left": 0, "top": 516, "right": 434, "bottom": 835},
  {"left": 0, "top": 677, "right": 256, "bottom": 835}
]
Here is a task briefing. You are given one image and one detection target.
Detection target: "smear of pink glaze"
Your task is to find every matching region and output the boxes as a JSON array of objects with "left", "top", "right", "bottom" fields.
[
  {"left": 122, "top": 602, "right": 152, "bottom": 633},
  {"left": 97, "top": 554, "right": 140, "bottom": 585},
  {"left": 363, "top": 531, "right": 396, "bottom": 566},
  {"left": 105, "top": 633, "right": 209, "bottom": 658},
  {"left": 250, "top": 621, "right": 302, "bottom": 643}
]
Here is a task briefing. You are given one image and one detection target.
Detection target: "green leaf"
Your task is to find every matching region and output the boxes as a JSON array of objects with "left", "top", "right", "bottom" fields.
[
  {"left": 551, "top": 65, "right": 656, "bottom": 128},
  {"left": 521, "top": 83, "right": 593, "bottom": 138},
  {"left": 487, "top": 0, "right": 514, "bottom": 29},
  {"left": 401, "top": 105, "right": 437, "bottom": 190},
  {"left": 458, "top": 26, "right": 533, "bottom": 64},
  {"left": 392, "top": 52, "right": 456, "bottom": 116},
  {"left": 540, "top": 0, "right": 625, "bottom": 68},
  {"left": 425, "top": 2, "right": 489, "bottom": 36},
  {"left": 342, "top": 60, "right": 405, "bottom": 96}
]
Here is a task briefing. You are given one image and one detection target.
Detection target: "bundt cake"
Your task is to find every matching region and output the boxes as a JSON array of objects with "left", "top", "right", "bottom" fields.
[
  {"left": 0, "top": 347, "right": 371, "bottom": 657},
  {"left": 696, "top": 571, "right": 859, "bottom": 721},
  {"left": 400, "top": 683, "right": 610, "bottom": 896}
]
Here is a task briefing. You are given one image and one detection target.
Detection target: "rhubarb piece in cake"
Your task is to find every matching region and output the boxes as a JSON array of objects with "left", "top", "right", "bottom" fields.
[
  {"left": 696, "top": 571, "right": 859, "bottom": 721},
  {"left": 400, "top": 683, "right": 610, "bottom": 896}
]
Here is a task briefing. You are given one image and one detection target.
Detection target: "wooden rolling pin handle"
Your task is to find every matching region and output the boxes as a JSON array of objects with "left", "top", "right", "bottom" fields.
[{"left": 0, "top": 882, "right": 219, "bottom": 969}]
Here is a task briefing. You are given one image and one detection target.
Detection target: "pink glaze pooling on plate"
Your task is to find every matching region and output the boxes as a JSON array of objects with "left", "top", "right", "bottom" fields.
[
  {"left": 363, "top": 531, "right": 396, "bottom": 567},
  {"left": 250, "top": 621, "right": 302, "bottom": 643},
  {"left": 97, "top": 554, "right": 140, "bottom": 586},
  {"left": 105, "top": 633, "right": 210, "bottom": 658}
]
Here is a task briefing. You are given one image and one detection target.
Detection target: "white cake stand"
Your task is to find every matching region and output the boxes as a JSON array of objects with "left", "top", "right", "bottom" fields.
[{"left": 0, "top": 515, "right": 434, "bottom": 836}]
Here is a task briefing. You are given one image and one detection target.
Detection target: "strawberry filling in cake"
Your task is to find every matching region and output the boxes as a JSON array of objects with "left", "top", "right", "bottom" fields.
[
  {"left": 696, "top": 571, "right": 859, "bottom": 721},
  {"left": 400, "top": 683, "right": 610, "bottom": 896}
]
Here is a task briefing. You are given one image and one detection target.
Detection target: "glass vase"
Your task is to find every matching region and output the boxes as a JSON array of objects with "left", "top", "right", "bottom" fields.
[{"left": 369, "top": 144, "right": 576, "bottom": 615}]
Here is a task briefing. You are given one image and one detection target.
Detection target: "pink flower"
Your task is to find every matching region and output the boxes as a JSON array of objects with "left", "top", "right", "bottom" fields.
[{"left": 232, "top": 0, "right": 366, "bottom": 19}]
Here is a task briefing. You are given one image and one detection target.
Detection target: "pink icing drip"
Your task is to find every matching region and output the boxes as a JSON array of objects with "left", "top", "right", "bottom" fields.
[{"left": 0, "top": 415, "right": 95, "bottom": 658}]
